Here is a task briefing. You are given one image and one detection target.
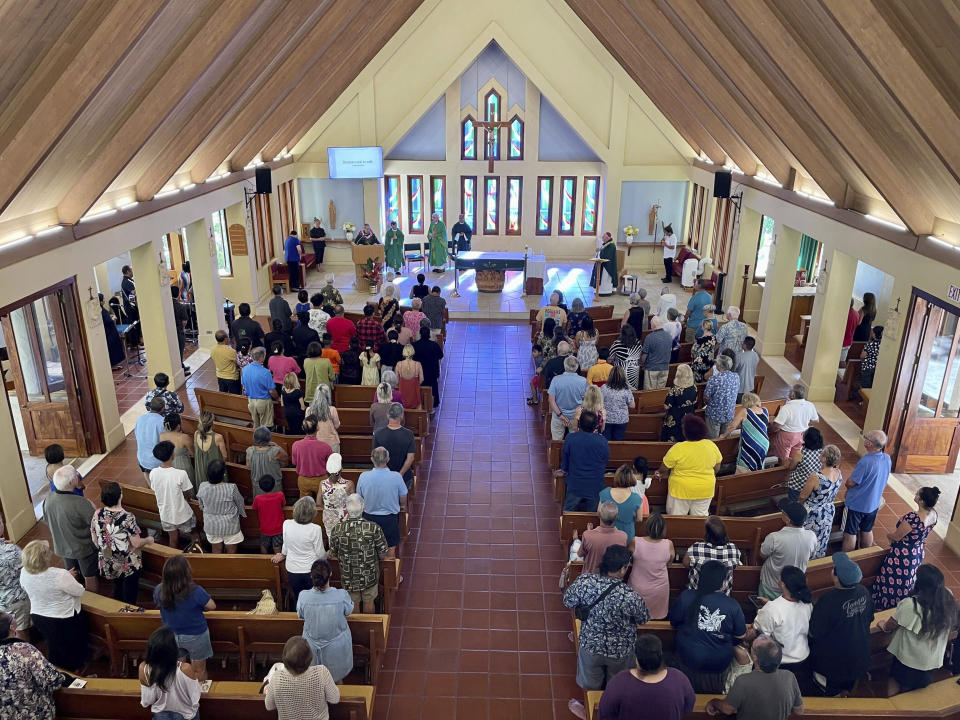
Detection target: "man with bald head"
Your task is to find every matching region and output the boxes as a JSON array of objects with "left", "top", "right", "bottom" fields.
[
  {"left": 541, "top": 340, "right": 573, "bottom": 390},
  {"left": 43, "top": 466, "right": 98, "bottom": 591},
  {"left": 842, "top": 430, "right": 892, "bottom": 551},
  {"left": 549, "top": 355, "right": 587, "bottom": 441}
]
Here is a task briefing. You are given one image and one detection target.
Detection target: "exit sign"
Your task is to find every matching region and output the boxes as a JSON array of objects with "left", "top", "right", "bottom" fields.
[{"left": 950, "top": 285, "right": 960, "bottom": 303}]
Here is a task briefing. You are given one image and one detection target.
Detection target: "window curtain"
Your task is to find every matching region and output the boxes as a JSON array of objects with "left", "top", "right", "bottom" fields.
[{"left": 796, "top": 234, "right": 819, "bottom": 278}]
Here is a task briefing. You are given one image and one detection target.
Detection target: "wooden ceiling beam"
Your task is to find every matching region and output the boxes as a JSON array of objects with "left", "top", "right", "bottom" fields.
[
  {"left": 258, "top": 0, "right": 427, "bottom": 163},
  {"left": 187, "top": 0, "right": 357, "bottom": 183},
  {"left": 57, "top": 2, "right": 258, "bottom": 223},
  {"left": 626, "top": 1, "right": 792, "bottom": 186},
  {"left": 134, "top": 1, "right": 321, "bottom": 200},
  {"left": 0, "top": 0, "right": 165, "bottom": 217}
]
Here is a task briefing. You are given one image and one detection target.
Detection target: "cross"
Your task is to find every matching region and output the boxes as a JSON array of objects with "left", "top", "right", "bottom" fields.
[{"left": 474, "top": 119, "right": 511, "bottom": 172}]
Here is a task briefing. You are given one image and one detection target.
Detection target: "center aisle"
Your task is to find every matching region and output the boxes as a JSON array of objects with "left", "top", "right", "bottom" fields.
[{"left": 375, "top": 321, "right": 579, "bottom": 720}]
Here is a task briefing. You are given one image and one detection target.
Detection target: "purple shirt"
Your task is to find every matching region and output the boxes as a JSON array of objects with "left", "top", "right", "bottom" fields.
[{"left": 597, "top": 668, "right": 695, "bottom": 720}]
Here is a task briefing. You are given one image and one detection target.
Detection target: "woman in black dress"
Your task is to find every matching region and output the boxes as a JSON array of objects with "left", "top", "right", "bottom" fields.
[
  {"left": 100, "top": 293, "right": 126, "bottom": 368},
  {"left": 852, "top": 292, "right": 876, "bottom": 342},
  {"left": 661, "top": 364, "right": 699, "bottom": 442}
]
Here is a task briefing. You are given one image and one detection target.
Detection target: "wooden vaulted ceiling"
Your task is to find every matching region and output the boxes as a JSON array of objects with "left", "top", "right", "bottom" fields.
[
  {"left": 567, "top": 0, "right": 960, "bottom": 239},
  {"left": 0, "top": 0, "right": 423, "bottom": 229}
]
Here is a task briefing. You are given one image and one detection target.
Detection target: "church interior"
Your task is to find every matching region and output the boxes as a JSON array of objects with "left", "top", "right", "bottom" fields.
[{"left": 2, "top": 0, "right": 960, "bottom": 718}]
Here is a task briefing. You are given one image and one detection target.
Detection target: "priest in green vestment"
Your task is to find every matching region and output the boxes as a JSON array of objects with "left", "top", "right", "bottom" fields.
[
  {"left": 427, "top": 213, "right": 447, "bottom": 272},
  {"left": 590, "top": 231, "right": 619, "bottom": 297},
  {"left": 384, "top": 221, "right": 404, "bottom": 274}
]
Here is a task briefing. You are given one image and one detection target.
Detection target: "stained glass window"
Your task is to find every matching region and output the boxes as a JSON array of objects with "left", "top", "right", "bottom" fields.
[
  {"left": 384, "top": 176, "right": 401, "bottom": 227},
  {"left": 430, "top": 176, "right": 445, "bottom": 223},
  {"left": 461, "top": 176, "right": 476, "bottom": 231},
  {"left": 581, "top": 176, "right": 600, "bottom": 235},
  {"left": 536, "top": 177, "right": 553, "bottom": 236},
  {"left": 559, "top": 177, "right": 576, "bottom": 236},
  {"left": 506, "top": 177, "right": 522, "bottom": 235},
  {"left": 462, "top": 117, "right": 476, "bottom": 160},
  {"left": 407, "top": 176, "right": 423, "bottom": 234},
  {"left": 509, "top": 117, "right": 523, "bottom": 160},
  {"left": 484, "top": 90, "right": 500, "bottom": 160},
  {"left": 484, "top": 176, "right": 499, "bottom": 234}
]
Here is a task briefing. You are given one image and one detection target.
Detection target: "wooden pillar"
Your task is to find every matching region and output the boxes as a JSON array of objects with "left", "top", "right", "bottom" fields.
[
  {"left": 757, "top": 223, "right": 802, "bottom": 356},
  {"left": 183, "top": 217, "right": 225, "bottom": 350},
  {"left": 129, "top": 238, "right": 184, "bottom": 390}
]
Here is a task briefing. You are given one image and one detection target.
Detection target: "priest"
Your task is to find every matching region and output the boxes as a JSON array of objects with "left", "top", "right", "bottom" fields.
[
  {"left": 384, "top": 221, "right": 405, "bottom": 274},
  {"left": 451, "top": 213, "right": 472, "bottom": 252},
  {"left": 427, "top": 213, "right": 448, "bottom": 273},
  {"left": 354, "top": 223, "right": 379, "bottom": 245},
  {"left": 590, "top": 231, "right": 619, "bottom": 297}
]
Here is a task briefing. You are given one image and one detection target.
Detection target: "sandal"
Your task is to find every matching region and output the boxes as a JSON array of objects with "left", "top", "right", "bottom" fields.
[{"left": 567, "top": 699, "right": 587, "bottom": 720}]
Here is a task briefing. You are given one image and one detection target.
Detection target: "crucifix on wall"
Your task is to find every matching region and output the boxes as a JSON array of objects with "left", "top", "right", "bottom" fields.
[{"left": 474, "top": 119, "right": 511, "bottom": 172}]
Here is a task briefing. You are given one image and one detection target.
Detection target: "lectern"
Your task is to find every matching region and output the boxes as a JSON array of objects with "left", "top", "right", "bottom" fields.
[{"left": 352, "top": 244, "right": 385, "bottom": 292}]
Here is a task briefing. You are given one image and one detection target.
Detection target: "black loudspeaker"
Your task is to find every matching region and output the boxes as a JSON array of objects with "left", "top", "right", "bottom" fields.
[
  {"left": 255, "top": 167, "right": 272, "bottom": 194},
  {"left": 713, "top": 171, "right": 732, "bottom": 198}
]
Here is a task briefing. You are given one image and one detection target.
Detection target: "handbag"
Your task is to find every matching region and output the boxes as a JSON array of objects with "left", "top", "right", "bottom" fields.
[{"left": 575, "top": 580, "right": 622, "bottom": 622}]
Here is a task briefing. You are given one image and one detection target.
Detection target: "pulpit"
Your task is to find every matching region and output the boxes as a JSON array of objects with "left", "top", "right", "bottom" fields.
[{"left": 352, "top": 243, "right": 385, "bottom": 292}]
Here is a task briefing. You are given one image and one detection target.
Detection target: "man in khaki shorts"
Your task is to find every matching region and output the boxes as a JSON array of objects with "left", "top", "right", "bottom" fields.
[
  {"left": 0, "top": 516, "right": 30, "bottom": 640},
  {"left": 328, "top": 495, "right": 388, "bottom": 614}
]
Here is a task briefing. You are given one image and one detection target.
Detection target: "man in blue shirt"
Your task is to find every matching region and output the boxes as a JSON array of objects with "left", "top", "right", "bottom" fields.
[
  {"left": 135, "top": 397, "right": 166, "bottom": 480},
  {"left": 640, "top": 316, "right": 672, "bottom": 390},
  {"left": 703, "top": 354, "right": 740, "bottom": 438},
  {"left": 557, "top": 411, "right": 610, "bottom": 511},
  {"left": 842, "top": 430, "right": 892, "bottom": 552},
  {"left": 684, "top": 279, "right": 712, "bottom": 343},
  {"left": 357, "top": 446, "right": 408, "bottom": 555},
  {"left": 242, "top": 347, "right": 278, "bottom": 429},
  {"left": 548, "top": 355, "right": 587, "bottom": 440},
  {"left": 284, "top": 230, "right": 303, "bottom": 291}
]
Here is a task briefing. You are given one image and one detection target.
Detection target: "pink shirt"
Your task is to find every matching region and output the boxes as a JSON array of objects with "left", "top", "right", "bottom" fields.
[
  {"left": 843, "top": 307, "right": 859, "bottom": 348},
  {"left": 267, "top": 355, "right": 301, "bottom": 384},
  {"left": 291, "top": 436, "right": 333, "bottom": 477},
  {"left": 403, "top": 311, "right": 426, "bottom": 336}
]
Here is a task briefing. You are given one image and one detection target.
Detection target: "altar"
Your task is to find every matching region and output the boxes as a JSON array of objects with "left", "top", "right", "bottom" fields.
[{"left": 453, "top": 251, "right": 545, "bottom": 294}]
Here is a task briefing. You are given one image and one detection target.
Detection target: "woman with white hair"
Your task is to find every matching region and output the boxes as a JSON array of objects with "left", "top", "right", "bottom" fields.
[
  {"left": 715, "top": 306, "right": 747, "bottom": 353},
  {"left": 378, "top": 283, "right": 400, "bottom": 328},
  {"left": 272, "top": 497, "right": 326, "bottom": 606},
  {"left": 320, "top": 454, "right": 354, "bottom": 535},
  {"left": 622, "top": 292, "right": 646, "bottom": 336},
  {"left": 661, "top": 364, "right": 698, "bottom": 442},
  {"left": 379, "top": 369, "right": 403, "bottom": 403},
  {"left": 402, "top": 297, "right": 426, "bottom": 336},
  {"left": 370, "top": 382, "right": 394, "bottom": 433},
  {"left": 309, "top": 385, "right": 341, "bottom": 453},
  {"left": 319, "top": 274, "right": 343, "bottom": 306},
  {"left": 656, "top": 286, "right": 677, "bottom": 319}
]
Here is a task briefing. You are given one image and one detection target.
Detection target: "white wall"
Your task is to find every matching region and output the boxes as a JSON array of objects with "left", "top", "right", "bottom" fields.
[
  {"left": 617, "top": 180, "right": 689, "bottom": 246},
  {"left": 297, "top": 178, "right": 366, "bottom": 237},
  {"left": 101, "top": 252, "right": 132, "bottom": 295},
  {"left": 853, "top": 260, "right": 895, "bottom": 324}
]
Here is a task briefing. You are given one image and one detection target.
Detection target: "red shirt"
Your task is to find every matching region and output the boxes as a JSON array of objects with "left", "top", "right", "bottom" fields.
[
  {"left": 291, "top": 436, "right": 333, "bottom": 477},
  {"left": 267, "top": 355, "right": 301, "bottom": 384},
  {"left": 843, "top": 307, "right": 859, "bottom": 347},
  {"left": 251, "top": 491, "right": 285, "bottom": 536},
  {"left": 326, "top": 317, "right": 357, "bottom": 352}
]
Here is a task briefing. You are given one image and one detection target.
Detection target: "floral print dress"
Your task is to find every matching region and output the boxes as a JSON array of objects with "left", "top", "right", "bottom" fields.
[
  {"left": 871, "top": 510, "right": 938, "bottom": 610},
  {"left": 321, "top": 478, "right": 350, "bottom": 536},
  {"left": 660, "top": 385, "right": 699, "bottom": 441},
  {"left": 90, "top": 507, "right": 143, "bottom": 580},
  {"left": 802, "top": 470, "right": 843, "bottom": 558},
  {"left": 690, "top": 335, "right": 717, "bottom": 383}
]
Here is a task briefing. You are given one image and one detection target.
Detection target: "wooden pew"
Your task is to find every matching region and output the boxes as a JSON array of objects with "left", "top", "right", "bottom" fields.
[
  {"left": 56, "top": 680, "right": 373, "bottom": 720},
  {"left": 334, "top": 383, "right": 433, "bottom": 412},
  {"left": 837, "top": 358, "right": 862, "bottom": 402},
  {"left": 618, "top": 398, "right": 787, "bottom": 441},
  {"left": 82, "top": 591, "right": 389, "bottom": 684},
  {"left": 548, "top": 436, "right": 741, "bottom": 472}
]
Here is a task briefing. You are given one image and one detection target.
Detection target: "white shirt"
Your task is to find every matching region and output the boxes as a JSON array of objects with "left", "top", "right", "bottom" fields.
[
  {"left": 663, "top": 320, "right": 682, "bottom": 341},
  {"left": 19, "top": 567, "right": 83, "bottom": 618},
  {"left": 149, "top": 466, "right": 194, "bottom": 526},
  {"left": 140, "top": 664, "right": 202, "bottom": 717},
  {"left": 754, "top": 595, "right": 812, "bottom": 664},
  {"left": 656, "top": 294, "right": 678, "bottom": 319},
  {"left": 281, "top": 519, "right": 326, "bottom": 574},
  {"left": 662, "top": 233, "right": 677, "bottom": 259},
  {"left": 774, "top": 399, "right": 820, "bottom": 434}
]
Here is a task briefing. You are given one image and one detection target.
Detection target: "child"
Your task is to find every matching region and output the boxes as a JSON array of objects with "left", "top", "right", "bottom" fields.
[
  {"left": 734, "top": 336, "right": 760, "bottom": 402},
  {"left": 586, "top": 347, "right": 613, "bottom": 386},
  {"left": 251, "top": 475, "right": 286, "bottom": 554},
  {"left": 267, "top": 343, "right": 301, "bottom": 393},
  {"left": 860, "top": 325, "right": 883, "bottom": 389},
  {"left": 320, "top": 332, "right": 341, "bottom": 378},
  {"left": 148, "top": 441, "right": 197, "bottom": 550},
  {"left": 280, "top": 372, "right": 305, "bottom": 434},
  {"left": 294, "top": 289, "right": 311, "bottom": 316},
  {"left": 631, "top": 456, "right": 651, "bottom": 514},
  {"left": 378, "top": 329, "right": 403, "bottom": 375},
  {"left": 527, "top": 344, "right": 544, "bottom": 406},
  {"left": 360, "top": 344, "right": 381, "bottom": 386},
  {"left": 44, "top": 444, "right": 84, "bottom": 496},
  {"left": 235, "top": 338, "right": 254, "bottom": 370},
  {"left": 339, "top": 337, "right": 362, "bottom": 385}
]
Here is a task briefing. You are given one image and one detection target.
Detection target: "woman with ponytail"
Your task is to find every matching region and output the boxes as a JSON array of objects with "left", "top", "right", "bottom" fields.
[
  {"left": 753, "top": 565, "right": 813, "bottom": 668},
  {"left": 872, "top": 486, "right": 941, "bottom": 610}
]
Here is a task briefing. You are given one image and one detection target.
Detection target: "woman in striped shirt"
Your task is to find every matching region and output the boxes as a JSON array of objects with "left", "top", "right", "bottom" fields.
[
  {"left": 196, "top": 460, "right": 247, "bottom": 553},
  {"left": 722, "top": 393, "right": 770, "bottom": 473}
]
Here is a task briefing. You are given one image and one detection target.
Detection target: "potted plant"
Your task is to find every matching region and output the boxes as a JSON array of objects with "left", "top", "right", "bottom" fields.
[
  {"left": 361, "top": 257, "right": 383, "bottom": 293},
  {"left": 342, "top": 222, "right": 356, "bottom": 242},
  {"left": 623, "top": 225, "right": 638, "bottom": 244}
]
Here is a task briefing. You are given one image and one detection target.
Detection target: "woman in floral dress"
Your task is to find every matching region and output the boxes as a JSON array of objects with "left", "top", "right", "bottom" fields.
[
  {"left": 690, "top": 321, "right": 717, "bottom": 383},
  {"left": 90, "top": 481, "right": 155, "bottom": 604},
  {"left": 797, "top": 445, "right": 843, "bottom": 558},
  {"left": 660, "top": 364, "right": 698, "bottom": 442},
  {"left": 320, "top": 454, "right": 354, "bottom": 535},
  {"left": 871, "top": 486, "right": 941, "bottom": 610}
]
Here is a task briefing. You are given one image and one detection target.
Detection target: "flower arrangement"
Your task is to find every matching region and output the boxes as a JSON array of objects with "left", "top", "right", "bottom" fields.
[
  {"left": 341, "top": 222, "right": 356, "bottom": 232},
  {"left": 623, "top": 225, "right": 639, "bottom": 243},
  {"left": 362, "top": 257, "right": 383, "bottom": 290}
]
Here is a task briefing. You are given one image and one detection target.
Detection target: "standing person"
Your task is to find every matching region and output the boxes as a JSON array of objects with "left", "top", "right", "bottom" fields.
[
  {"left": 599, "top": 465, "right": 647, "bottom": 542},
  {"left": 628, "top": 513, "right": 674, "bottom": 620},
  {"left": 577, "top": 503, "right": 628, "bottom": 575},
  {"left": 704, "top": 636, "right": 803, "bottom": 720},
  {"left": 329, "top": 494, "right": 389, "bottom": 615},
  {"left": 291, "top": 417, "right": 333, "bottom": 499},
  {"left": 660, "top": 224, "right": 677, "bottom": 283},
  {"left": 721, "top": 393, "right": 770, "bottom": 473},
  {"left": 770, "top": 383, "right": 820, "bottom": 465},
  {"left": 597, "top": 634, "right": 695, "bottom": 720},
  {"left": 308, "top": 386, "right": 342, "bottom": 453},
  {"left": 178, "top": 261, "right": 193, "bottom": 303},
  {"left": 308, "top": 218, "right": 327, "bottom": 263},
  {"left": 320, "top": 454, "right": 353, "bottom": 535},
  {"left": 295, "top": 290, "right": 311, "bottom": 316},
  {"left": 211, "top": 330, "right": 241, "bottom": 394},
  {"left": 192, "top": 411, "right": 228, "bottom": 493},
  {"left": 557, "top": 411, "right": 609, "bottom": 511},
  {"left": 266, "top": 318, "right": 296, "bottom": 360},
  {"left": 0, "top": 609, "right": 65, "bottom": 719},
  {"left": 138, "top": 626, "right": 202, "bottom": 720},
  {"left": 842, "top": 429, "right": 892, "bottom": 552},
  {"left": 292, "top": 311, "right": 320, "bottom": 363},
  {"left": 272, "top": 497, "right": 326, "bottom": 604},
  {"left": 268, "top": 343, "right": 301, "bottom": 393},
  {"left": 357, "top": 447, "right": 408, "bottom": 558},
  {"left": 91, "top": 482, "right": 154, "bottom": 604},
  {"left": 859, "top": 325, "right": 883, "bottom": 389},
  {"left": 427, "top": 212, "right": 447, "bottom": 272},
  {"left": 567, "top": 298, "right": 589, "bottom": 336},
  {"left": 354, "top": 223, "right": 378, "bottom": 245},
  {"left": 590, "top": 232, "right": 619, "bottom": 297},
  {"left": 263, "top": 636, "right": 341, "bottom": 720},
  {"left": 785, "top": 427, "right": 823, "bottom": 501},
  {"left": 609, "top": 325, "right": 645, "bottom": 391},
  {"left": 43, "top": 466, "right": 99, "bottom": 592},
  {"left": 396, "top": 345, "right": 424, "bottom": 409},
  {"left": 269, "top": 284, "right": 294, "bottom": 333},
  {"left": 758, "top": 500, "right": 818, "bottom": 600},
  {"left": 304, "top": 341, "right": 335, "bottom": 402},
  {"left": 252, "top": 476, "right": 286, "bottom": 555},
  {"left": 640, "top": 317, "right": 672, "bottom": 390},
  {"left": 703, "top": 354, "right": 739, "bottom": 438},
  {"left": 307, "top": 294, "right": 331, "bottom": 337},
  {"left": 872, "top": 486, "right": 940, "bottom": 610},
  {"left": 319, "top": 274, "right": 344, "bottom": 306},
  {"left": 734, "top": 337, "right": 760, "bottom": 401},
  {"left": 798, "top": 445, "right": 844, "bottom": 558},
  {"left": 196, "top": 460, "right": 246, "bottom": 554},
  {"left": 563, "top": 545, "right": 650, "bottom": 713},
  {"left": 879, "top": 564, "right": 958, "bottom": 694},
  {"left": 422, "top": 286, "right": 446, "bottom": 339},
  {"left": 296, "top": 559, "right": 354, "bottom": 683},
  {"left": 451, "top": 212, "right": 472, "bottom": 251},
  {"left": 326, "top": 306, "right": 357, "bottom": 353},
  {"left": 372, "top": 404, "right": 416, "bottom": 489},
  {"left": 99, "top": 292, "right": 126, "bottom": 367},
  {"left": 43, "top": 443, "right": 84, "bottom": 496},
  {"left": 654, "top": 415, "right": 722, "bottom": 517},
  {"left": 549, "top": 356, "right": 588, "bottom": 441},
  {"left": 683, "top": 516, "right": 741, "bottom": 595},
  {"left": 600, "top": 367, "right": 635, "bottom": 441},
  {"left": 120, "top": 263, "right": 139, "bottom": 329},
  {"left": 408, "top": 273, "right": 430, "bottom": 300},
  {"left": 536, "top": 292, "right": 568, "bottom": 331},
  {"left": 715, "top": 306, "right": 748, "bottom": 354},
  {"left": 0, "top": 516, "right": 30, "bottom": 640},
  {"left": 413, "top": 326, "right": 443, "bottom": 408},
  {"left": 660, "top": 364, "right": 698, "bottom": 442},
  {"left": 231, "top": 302, "right": 265, "bottom": 348},
  {"left": 752, "top": 565, "right": 813, "bottom": 670},
  {"left": 841, "top": 298, "right": 859, "bottom": 362},
  {"left": 370, "top": 383, "right": 394, "bottom": 433},
  {"left": 576, "top": 316, "right": 600, "bottom": 371},
  {"left": 246, "top": 427, "right": 288, "bottom": 496},
  {"left": 136, "top": 397, "right": 167, "bottom": 480},
  {"left": 684, "top": 279, "right": 712, "bottom": 343},
  {"left": 145, "top": 372, "right": 185, "bottom": 415},
  {"left": 378, "top": 284, "right": 401, "bottom": 329},
  {"left": 357, "top": 303, "right": 386, "bottom": 351},
  {"left": 154, "top": 555, "right": 216, "bottom": 682},
  {"left": 284, "top": 230, "right": 303, "bottom": 291},
  {"left": 338, "top": 337, "right": 362, "bottom": 386},
  {"left": 690, "top": 321, "right": 717, "bottom": 383},
  {"left": 242, "top": 347, "right": 279, "bottom": 429},
  {"left": 150, "top": 441, "right": 198, "bottom": 550},
  {"left": 280, "top": 373, "right": 306, "bottom": 435},
  {"left": 622, "top": 292, "right": 647, "bottom": 337},
  {"left": 587, "top": 347, "right": 613, "bottom": 387},
  {"left": 853, "top": 292, "right": 877, "bottom": 342},
  {"left": 384, "top": 220, "right": 404, "bottom": 274},
  {"left": 807, "top": 552, "right": 875, "bottom": 696}
]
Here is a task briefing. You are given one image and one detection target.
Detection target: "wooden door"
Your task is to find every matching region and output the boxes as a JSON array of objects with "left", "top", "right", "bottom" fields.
[
  {"left": 1, "top": 288, "right": 89, "bottom": 456},
  {"left": 889, "top": 293, "right": 960, "bottom": 474}
]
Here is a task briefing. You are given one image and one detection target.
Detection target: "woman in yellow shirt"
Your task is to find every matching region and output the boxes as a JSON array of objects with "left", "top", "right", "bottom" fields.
[{"left": 654, "top": 414, "right": 722, "bottom": 516}]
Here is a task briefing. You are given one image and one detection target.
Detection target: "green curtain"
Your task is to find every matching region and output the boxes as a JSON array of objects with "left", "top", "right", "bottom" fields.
[{"left": 796, "top": 234, "right": 819, "bottom": 279}]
